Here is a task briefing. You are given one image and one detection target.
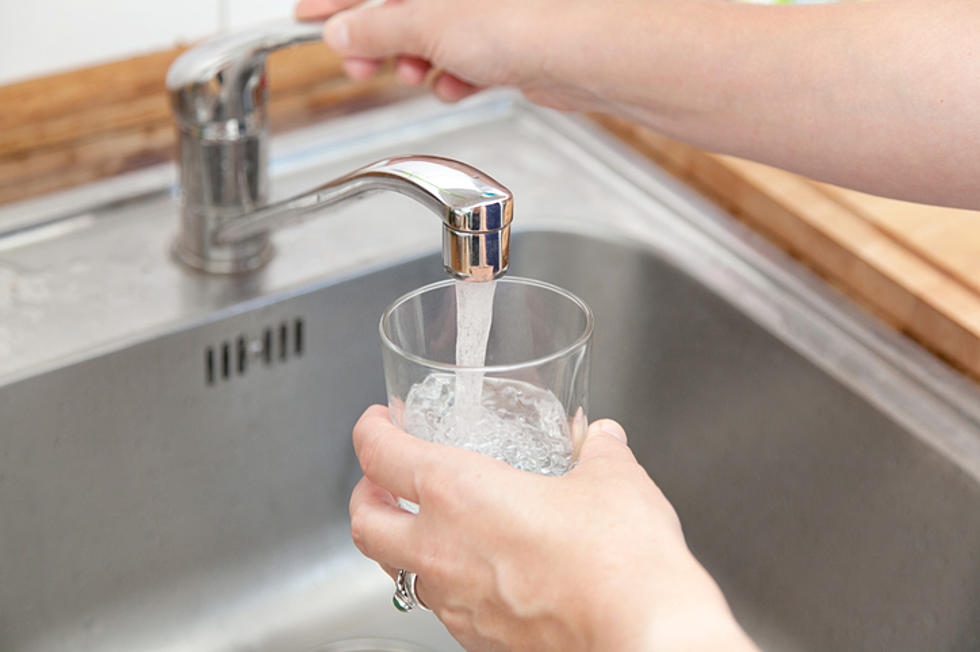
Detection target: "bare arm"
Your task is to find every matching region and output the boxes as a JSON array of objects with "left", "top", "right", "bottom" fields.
[
  {"left": 296, "top": 0, "right": 980, "bottom": 209},
  {"left": 599, "top": 0, "right": 980, "bottom": 209}
]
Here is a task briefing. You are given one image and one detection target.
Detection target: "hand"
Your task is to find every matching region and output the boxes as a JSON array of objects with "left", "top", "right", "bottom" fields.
[
  {"left": 294, "top": 0, "right": 980, "bottom": 209},
  {"left": 349, "top": 405, "right": 757, "bottom": 651},
  {"left": 294, "top": 0, "right": 618, "bottom": 109}
]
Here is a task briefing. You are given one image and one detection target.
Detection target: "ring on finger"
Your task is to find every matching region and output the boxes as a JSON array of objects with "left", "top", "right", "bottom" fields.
[
  {"left": 406, "top": 570, "right": 431, "bottom": 612},
  {"left": 393, "top": 569, "right": 431, "bottom": 613}
]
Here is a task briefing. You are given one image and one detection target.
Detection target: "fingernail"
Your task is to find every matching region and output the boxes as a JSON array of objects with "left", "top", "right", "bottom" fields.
[
  {"left": 324, "top": 15, "right": 350, "bottom": 51},
  {"left": 599, "top": 420, "right": 627, "bottom": 443}
]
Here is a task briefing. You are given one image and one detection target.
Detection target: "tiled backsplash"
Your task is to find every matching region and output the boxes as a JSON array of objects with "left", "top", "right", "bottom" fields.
[{"left": 0, "top": 0, "right": 297, "bottom": 85}]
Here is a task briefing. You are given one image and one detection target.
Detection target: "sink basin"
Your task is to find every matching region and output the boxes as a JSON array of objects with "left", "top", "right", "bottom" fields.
[{"left": 2, "top": 93, "right": 978, "bottom": 651}]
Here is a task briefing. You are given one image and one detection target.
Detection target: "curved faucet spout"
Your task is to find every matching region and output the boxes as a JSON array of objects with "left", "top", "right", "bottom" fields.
[
  {"left": 165, "top": 20, "right": 512, "bottom": 280},
  {"left": 214, "top": 156, "right": 513, "bottom": 281}
]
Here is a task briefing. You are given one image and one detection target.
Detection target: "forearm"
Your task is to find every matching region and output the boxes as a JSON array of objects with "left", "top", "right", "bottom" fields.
[
  {"left": 569, "top": 0, "right": 980, "bottom": 209},
  {"left": 586, "top": 539, "right": 758, "bottom": 651}
]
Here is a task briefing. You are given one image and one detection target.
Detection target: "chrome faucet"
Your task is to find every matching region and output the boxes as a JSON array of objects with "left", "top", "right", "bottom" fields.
[{"left": 165, "top": 20, "right": 512, "bottom": 280}]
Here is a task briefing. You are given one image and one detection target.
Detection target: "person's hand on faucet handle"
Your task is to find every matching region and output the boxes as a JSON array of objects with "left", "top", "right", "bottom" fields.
[
  {"left": 294, "top": 0, "right": 600, "bottom": 107},
  {"left": 349, "top": 405, "right": 758, "bottom": 651},
  {"left": 296, "top": 0, "right": 980, "bottom": 210}
]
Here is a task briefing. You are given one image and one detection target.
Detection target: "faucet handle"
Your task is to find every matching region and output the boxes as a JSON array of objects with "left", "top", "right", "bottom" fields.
[
  {"left": 167, "top": 19, "right": 324, "bottom": 134},
  {"left": 167, "top": 19, "right": 324, "bottom": 274}
]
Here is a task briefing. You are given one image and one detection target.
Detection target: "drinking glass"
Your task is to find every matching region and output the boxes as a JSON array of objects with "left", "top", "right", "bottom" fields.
[{"left": 380, "top": 277, "right": 593, "bottom": 476}]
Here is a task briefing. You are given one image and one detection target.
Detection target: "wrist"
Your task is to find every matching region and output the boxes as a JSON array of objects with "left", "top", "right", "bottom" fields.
[{"left": 588, "top": 551, "right": 756, "bottom": 652}]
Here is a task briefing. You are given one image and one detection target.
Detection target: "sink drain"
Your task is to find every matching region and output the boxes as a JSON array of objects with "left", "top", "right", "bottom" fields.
[{"left": 315, "top": 639, "right": 436, "bottom": 652}]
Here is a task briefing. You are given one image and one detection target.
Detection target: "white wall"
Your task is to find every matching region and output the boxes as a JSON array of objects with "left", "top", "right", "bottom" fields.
[{"left": 0, "top": 0, "right": 298, "bottom": 85}]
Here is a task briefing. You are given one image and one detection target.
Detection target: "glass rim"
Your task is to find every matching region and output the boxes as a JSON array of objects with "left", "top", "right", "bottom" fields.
[{"left": 379, "top": 276, "right": 594, "bottom": 373}]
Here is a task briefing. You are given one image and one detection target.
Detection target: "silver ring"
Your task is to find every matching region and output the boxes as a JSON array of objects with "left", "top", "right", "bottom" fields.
[
  {"left": 393, "top": 569, "right": 414, "bottom": 612},
  {"left": 393, "top": 569, "right": 431, "bottom": 613},
  {"left": 406, "top": 570, "right": 431, "bottom": 612}
]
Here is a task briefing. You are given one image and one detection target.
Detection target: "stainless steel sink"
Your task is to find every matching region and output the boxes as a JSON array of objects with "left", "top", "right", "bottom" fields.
[{"left": 2, "top": 93, "right": 979, "bottom": 652}]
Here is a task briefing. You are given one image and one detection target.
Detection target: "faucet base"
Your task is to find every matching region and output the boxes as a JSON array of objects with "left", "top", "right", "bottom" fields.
[{"left": 172, "top": 236, "right": 275, "bottom": 275}]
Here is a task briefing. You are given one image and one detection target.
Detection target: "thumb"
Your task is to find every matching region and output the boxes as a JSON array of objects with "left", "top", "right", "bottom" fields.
[{"left": 576, "top": 419, "right": 636, "bottom": 466}]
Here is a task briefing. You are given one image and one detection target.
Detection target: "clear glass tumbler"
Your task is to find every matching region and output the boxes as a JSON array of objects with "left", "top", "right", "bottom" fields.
[{"left": 380, "top": 277, "right": 593, "bottom": 476}]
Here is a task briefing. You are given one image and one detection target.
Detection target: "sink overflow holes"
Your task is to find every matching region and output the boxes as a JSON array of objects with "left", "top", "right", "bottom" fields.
[{"left": 205, "top": 317, "right": 304, "bottom": 385}]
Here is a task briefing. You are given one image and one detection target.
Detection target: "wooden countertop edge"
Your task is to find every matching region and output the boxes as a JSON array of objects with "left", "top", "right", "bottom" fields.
[
  {"left": 814, "top": 183, "right": 980, "bottom": 297},
  {"left": 2, "top": 48, "right": 978, "bottom": 380},
  {"left": 0, "top": 43, "right": 412, "bottom": 205},
  {"left": 593, "top": 115, "right": 980, "bottom": 379}
]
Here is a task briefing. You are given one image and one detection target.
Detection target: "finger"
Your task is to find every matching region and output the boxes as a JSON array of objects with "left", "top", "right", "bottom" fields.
[
  {"left": 342, "top": 56, "right": 382, "bottom": 80},
  {"left": 431, "top": 72, "right": 481, "bottom": 103},
  {"left": 353, "top": 405, "right": 437, "bottom": 503},
  {"left": 573, "top": 418, "right": 637, "bottom": 469},
  {"left": 324, "top": 4, "right": 427, "bottom": 59},
  {"left": 295, "top": 0, "right": 361, "bottom": 20},
  {"left": 377, "top": 562, "right": 432, "bottom": 611},
  {"left": 378, "top": 561, "right": 398, "bottom": 580},
  {"left": 592, "top": 418, "right": 628, "bottom": 444},
  {"left": 349, "top": 476, "right": 419, "bottom": 569},
  {"left": 396, "top": 56, "right": 431, "bottom": 85}
]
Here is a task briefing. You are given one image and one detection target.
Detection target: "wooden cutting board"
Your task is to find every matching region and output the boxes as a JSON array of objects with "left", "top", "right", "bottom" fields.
[{"left": 595, "top": 116, "right": 980, "bottom": 378}]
